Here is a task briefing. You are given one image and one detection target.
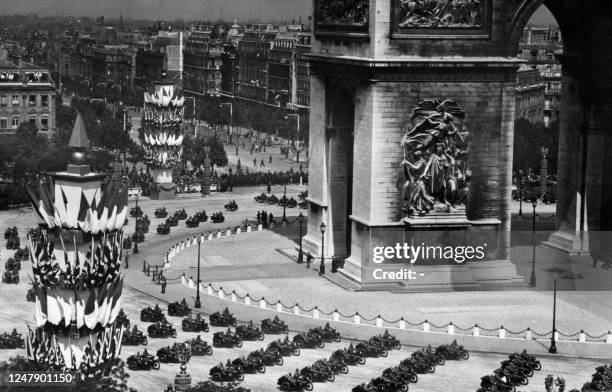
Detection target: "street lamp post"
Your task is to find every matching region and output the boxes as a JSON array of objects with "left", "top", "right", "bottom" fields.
[
  {"left": 220, "top": 102, "right": 233, "bottom": 144},
  {"left": 194, "top": 237, "right": 202, "bottom": 308},
  {"left": 282, "top": 182, "right": 288, "bottom": 223},
  {"left": 285, "top": 113, "right": 300, "bottom": 163},
  {"left": 518, "top": 170, "right": 524, "bottom": 217},
  {"left": 133, "top": 194, "right": 139, "bottom": 254},
  {"left": 549, "top": 276, "right": 558, "bottom": 353},
  {"left": 297, "top": 212, "right": 304, "bottom": 263},
  {"left": 529, "top": 200, "right": 537, "bottom": 287},
  {"left": 319, "top": 222, "right": 326, "bottom": 275}
]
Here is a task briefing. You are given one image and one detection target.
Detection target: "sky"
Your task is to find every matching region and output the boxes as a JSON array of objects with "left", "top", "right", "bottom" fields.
[
  {"left": 0, "top": 1, "right": 555, "bottom": 25},
  {"left": 0, "top": 0, "right": 311, "bottom": 22}
]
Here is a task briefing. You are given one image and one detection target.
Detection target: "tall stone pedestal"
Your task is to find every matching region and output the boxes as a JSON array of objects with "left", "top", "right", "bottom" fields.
[{"left": 334, "top": 215, "right": 523, "bottom": 292}]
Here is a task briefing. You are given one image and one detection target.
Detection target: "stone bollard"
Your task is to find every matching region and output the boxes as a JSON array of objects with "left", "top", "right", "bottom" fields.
[
  {"left": 218, "top": 288, "right": 224, "bottom": 299},
  {"left": 260, "top": 298, "right": 266, "bottom": 309},
  {"left": 448, "top": 323, "right": 455, "bottom": 335},
  {"left": 247, "top": 225, "right": 252, "bottom": 233},
  {"left": 354, "top": 313, "right": 361, "bottom": 325},
  {"left": 525, "top": 328, "right": 532, "bottom": 340},
  {"left": 333, "top": 310, "right": 340, "bottom": 322},
  {"left": 606, "top": 331, "right": 612, "bottom": 344},
  {"left": 181, "top": 275, "right": 187, "bottom": 285},
  {"left": 231, "top": 291, "right": 237, "bottom": 302},
  {"left": 237, "top": 227, "right": 242, "bottom": 234},
  {"left": 207, "top": 284, "right": 213, "bottom": 296},
  {"left": 245, "top": 295, "right": 251, "bottom": 306},
  {"left": 473, "top": 325, "right": 480, "bottom": 337},
  {"left": 276, "top": 302, "right": 283, "bottom": 312},
  {"left": 208, "top": 233, "right": 213, "bottom": 240},
  {"left": 422, "top": 321, "right": 430, "bottom": 333},
  {"left": 216, "top": 231, "right": 222, "bottom": 239},
  {"left": 579, "top": 330, "right": 586, "bottom": 343},
  {"left": 399, "top": 318, "right": 406, "bottom": 330},
  {"left": 226, "top": 229, "right": 231, "bottom": 237},
  {"left": 294, "top": 304, "right": 300, "bottom": 315},
  {"left": 257, "top": 224, "right": 262, "bottom": 231},
  {"left": 313, "top": 307, "right": 320, "bottom": 319},
  {"left": 498, "top": 326, "right": 506, "bottom": 339},
  {"left": 199, "top": 282, "right": 206, "bottom": 293},
  {"left": 188, "top": 278, "right": 194, "bottom": 289},
  {"left": 376, "top": 316, "right": 383, "bottom": 328}
]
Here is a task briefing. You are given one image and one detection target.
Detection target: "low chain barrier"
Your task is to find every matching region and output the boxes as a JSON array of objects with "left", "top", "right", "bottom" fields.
[{"left": 138, "top": 213, "right": 612, "bottom": 346}]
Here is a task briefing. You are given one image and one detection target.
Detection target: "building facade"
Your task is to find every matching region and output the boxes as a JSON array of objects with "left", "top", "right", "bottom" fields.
[
  {"left": 0, "top": 59, "right": 56, "bottom": 134},
  {"left": 235, "top": 32, "right": 276, "bottom": 102},
  {"left": 515, "top": 65, "right": 546, "bottom": 124},
  {"left": 183, "top": 30, "right": 223, "bottom": 97}
]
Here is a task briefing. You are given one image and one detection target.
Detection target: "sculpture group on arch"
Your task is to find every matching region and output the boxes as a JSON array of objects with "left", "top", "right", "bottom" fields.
[{"left": 401, "top": 99, "right": 470, "bottom": 216}]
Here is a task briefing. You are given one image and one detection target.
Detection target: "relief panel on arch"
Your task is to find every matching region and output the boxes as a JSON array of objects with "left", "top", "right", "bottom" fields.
[
  {"left": 314, "top": 0, "right": 370, "bottom": 36},
  {"left": 392, "top": 0, "right": 492, "bottom": 39}
]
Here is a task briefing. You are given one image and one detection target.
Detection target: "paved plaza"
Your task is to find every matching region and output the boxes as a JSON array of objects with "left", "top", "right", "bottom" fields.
[{"left": 1, "top": 186, "right": 610, "bottom": 391}]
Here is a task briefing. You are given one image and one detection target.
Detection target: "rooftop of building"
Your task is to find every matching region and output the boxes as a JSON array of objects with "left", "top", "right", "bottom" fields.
[{"left": 0, "top": 59, "right": 45, "bottom": 71}]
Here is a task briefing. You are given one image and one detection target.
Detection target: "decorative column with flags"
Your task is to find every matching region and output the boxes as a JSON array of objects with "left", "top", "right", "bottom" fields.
[
  {"left": 26, "top": 112, "right": 127, "bottom": 377},
  {"left": 142, "top": 70, "right": 185, "bottom": 200}
]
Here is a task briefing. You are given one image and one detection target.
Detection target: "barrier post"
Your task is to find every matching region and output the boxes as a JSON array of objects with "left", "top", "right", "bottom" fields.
[
  {"left": 498, "top": 326, "right": 506, "bottom": 339},
  {"left": 473, "top": 324, "right": 480, "bottom": 337},
  {"left": 423, "top": 320, "right": 430, "bottom": 333}
]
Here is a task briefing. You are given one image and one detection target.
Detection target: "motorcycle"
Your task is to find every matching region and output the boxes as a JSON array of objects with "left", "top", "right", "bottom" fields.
[
  {"left": 174, "top": 209, "right": 187, "bottom": 220},
  {"left": 369, "top": 330, "right": 401, "bottom": 350},
  {"left": 211, "top": 212, "right": 225, "bottom": 223},
  {"left": 115, "top": 309, "right": 130, "bottom": 329},
  {"left": 140, "top": 305, "right": 165, "bottom": 322},
  {"left": 500, "top": 360, "right": 533, "bottom": 377},
  {"left": 268, "top": 338, "right": 301, "bottom": 356},
  {"left": 300, "top": 364, "right": 335, "bottom": 383},
  {"left": 182, "top": 315, "right": 209, "bottom": 332},
  {"left": 235, "top": 322, "right": 264, "bottom": 341},
  {"left": 157, "top": 342, "right": 191, "bottom": 363},
  {"left": 293, "top": 332, "right": 325, "bottom": 349},
  {"left": 209, "top": 363, "right": 244, "bottom": 382},
  {"left": 0, "top": 330, "right": 25, "bottom": 349},
  {"left": 188, "top": 336, "right": 213, "bottom": 356},
  {"left": 126, "top": 351, "right": 160, "bottom": 371},
  {"left": 370, "top": 376, "right": 409, "bottom": 392},
  {"left": 168, "top": 299, "right": 191, "bottom": 317},
  {"left": 310, "top": 323, "right": 341, "bottom": 342},
  {"left": 225, "top": 201, "right": 238, "bottom": 212},
  {"left": 209, "top": 308, "right": 237, "bottom": 327},
  {"left": 436, "top": 340, "right": 469, "bottom": 360},
  {"left": 325, "top": 357, "right": 349, "bottom": 375},
  {"left": 185, "top": 216, "right": 200, "bottom": 228},
  {"left": 399, "top": 358, "right": 435, "bottom": 374},
  {"left": 507, "top": 351, "right": 541, "bottom": 371},
  {"left": 157, "top": 223, "right": 171, "bottom": 234},
  {"left": 232, "top": 357, "right": 266, "bottom": 374},
  {"left": 212, "top": 330, "right": 242, "bottom": 348},
  {"left": 391, "top": 365, "right": 419, "bottom": 384},
  {"left": 261, "top": 317, "right": 289, "bottom": 334},
  {"left": 278, "top": 373, "right": 314, "bottom": 391},
  {"left": 411, "top": 345, "right": 445, "bottom": 366},
  {"left": 480, "top": 375, "right": 517, "bottom": 392},
  {"left": 494, "top": 368, "right": 528, "bottom": 386},
  {"left": 195, "top": 210, "right": 208, "bottom": 222},
  {"left": 2, "top": 270, "right": 19, "bottom": 284},
  {"left": 331, "top": 347, "right": 366, "bottom": 365},
  {"left": 154, "top": 207, "right": 168, "bottom": 218},
  {"left": 248, "top": 348, "right": 284, "bottom": 366},
  {"left": 122, "top": 327, "right": 148, "bottom": 346},
  {"left": 147, "top": 320, "right": 177, "bottom": 338},
  {"left": 356, "top": 341, "right": 387, "bottom": 358}
]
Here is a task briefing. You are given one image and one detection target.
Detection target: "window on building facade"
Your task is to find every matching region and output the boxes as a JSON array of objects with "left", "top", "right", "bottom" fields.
[
  {"left": 41, "top": 95, "right": 49, "bottom": 107},
  {"left": 29, "top": 95, "right": 37, "bottom": 107},
  {"left": 0, "top": 95, "right": 7, "bottom": 107},
  {"left": 11, "top": 95, "right": 19, "bottom": 106},
  {"left": 41, "top": 116, "right": 49, "bottom": 129},
  {"left": 29, "top": 116, "right": 37, "bottom": 126},
  {"left": 0, "top": 117, "right": 7, "bottom": 129},
  {"left": 11, "top": 117, "right": 19, "bottom": 128}
]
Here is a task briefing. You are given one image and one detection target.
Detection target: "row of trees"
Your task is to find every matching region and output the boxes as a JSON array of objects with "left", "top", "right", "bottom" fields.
[{"left": 195, "top": 96, "right": 309, "bottom": 144}]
